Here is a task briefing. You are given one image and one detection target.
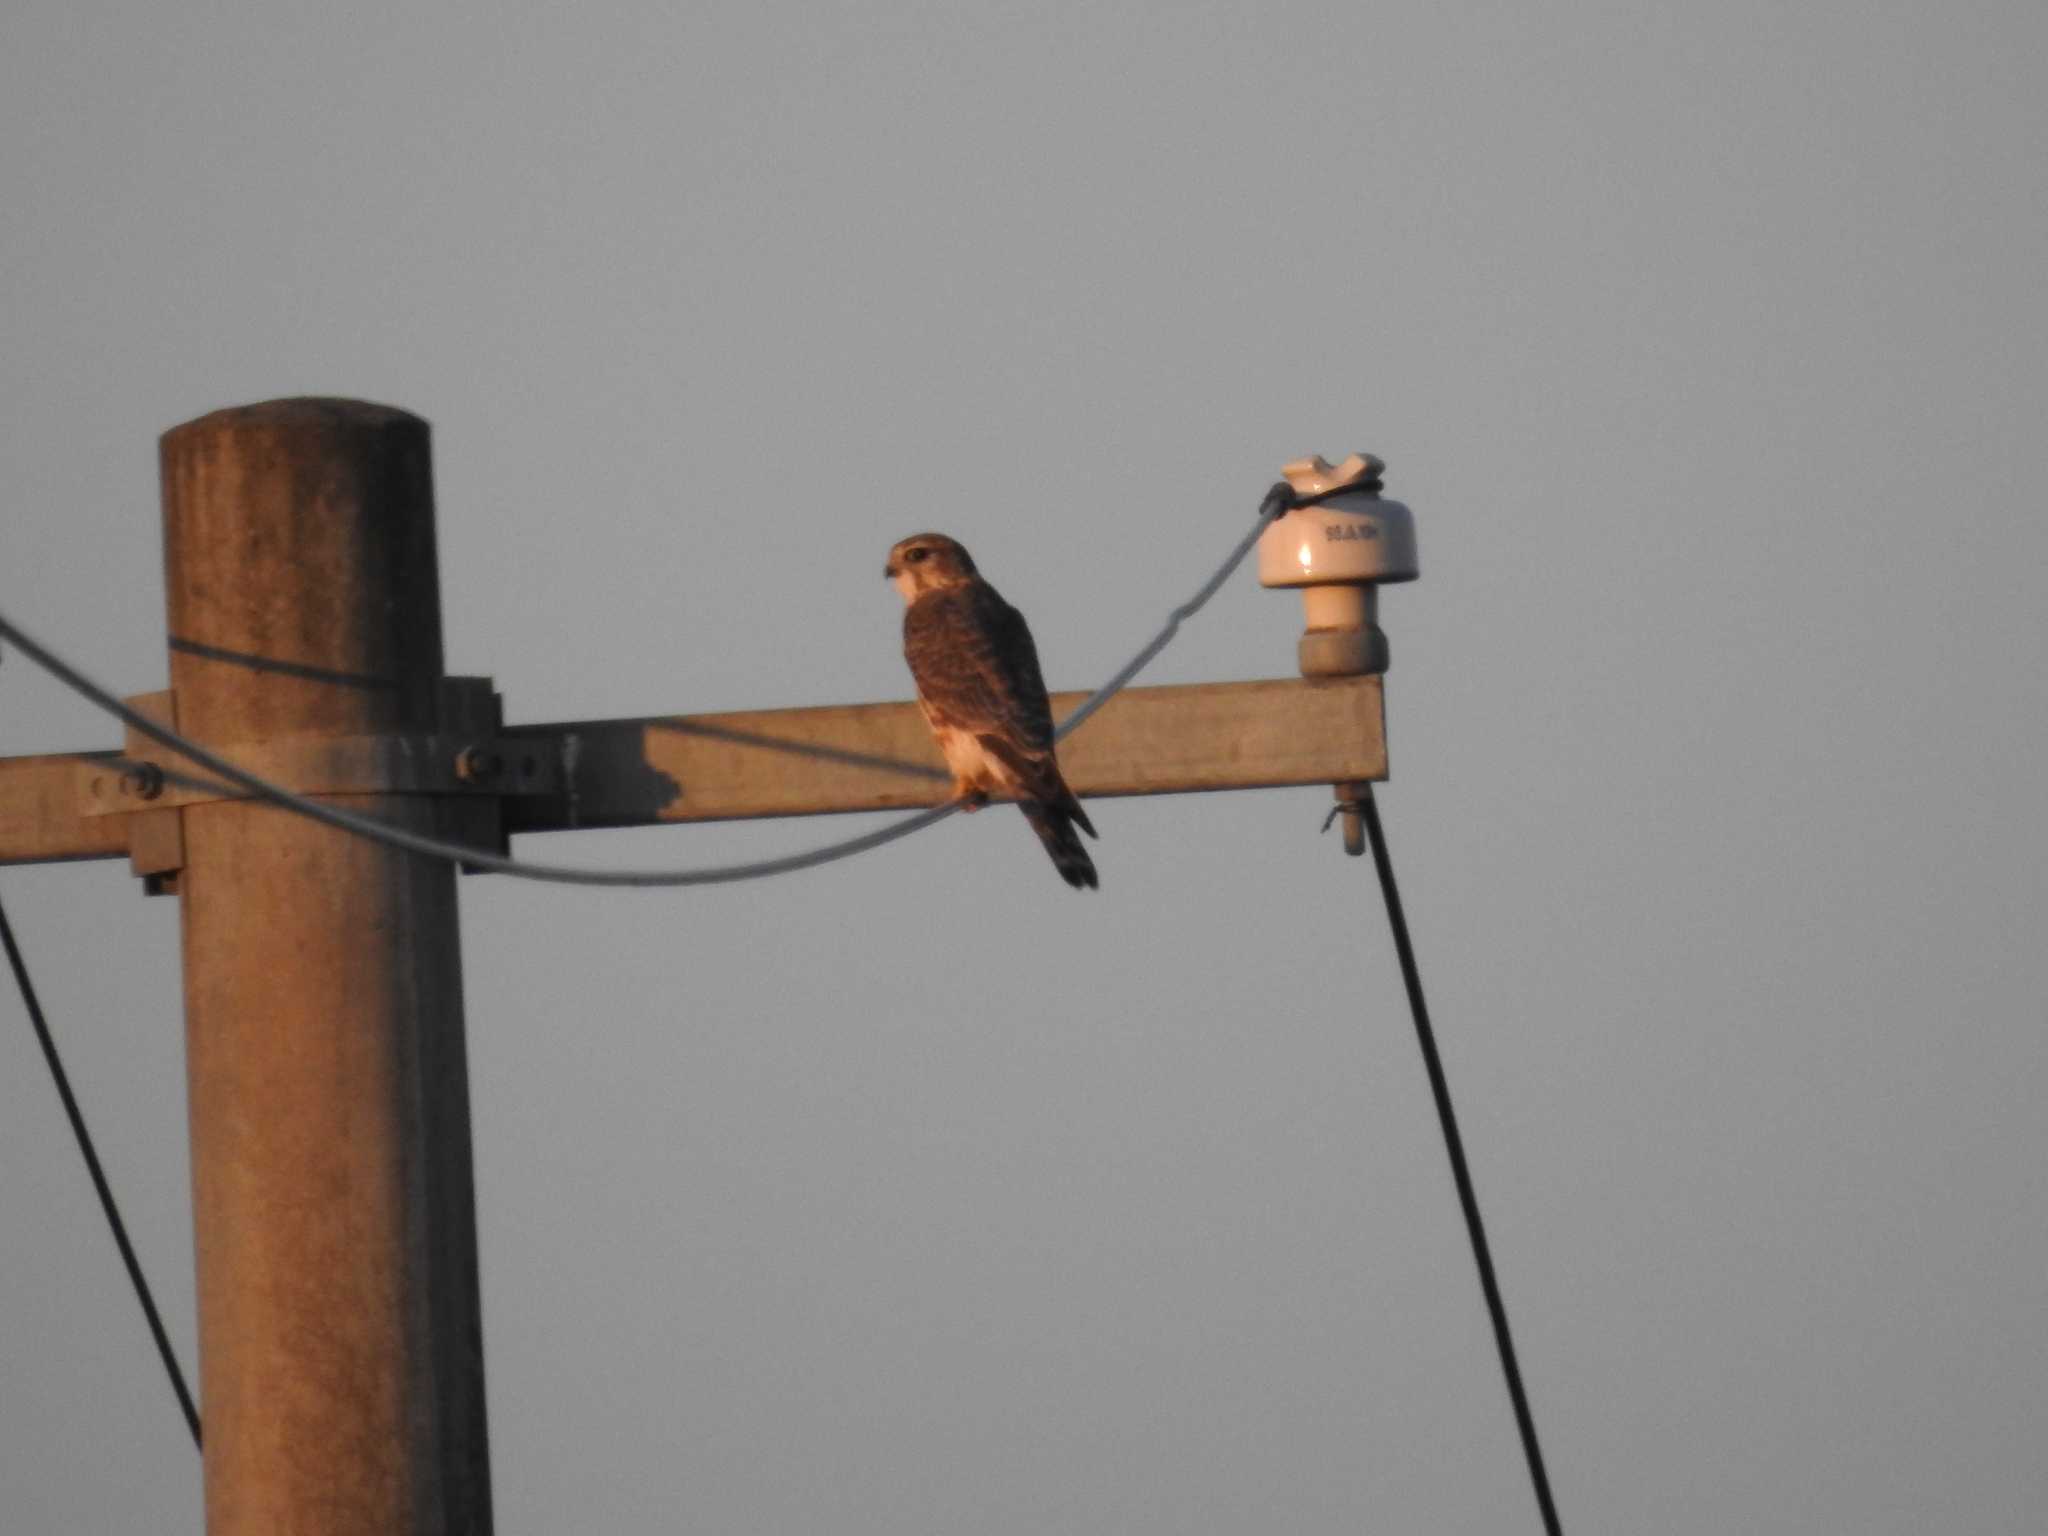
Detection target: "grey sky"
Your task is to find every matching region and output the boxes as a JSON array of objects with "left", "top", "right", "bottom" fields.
[{"left": 4, "top": 2, "right": 2045, "bottom": 1531}]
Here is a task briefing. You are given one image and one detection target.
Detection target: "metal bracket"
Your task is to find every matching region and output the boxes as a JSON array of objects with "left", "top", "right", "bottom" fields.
[
  {"left": 83, "top": 678, "right": 550, "bottom": 889},
  {"left": 120, "top": 692, "right": 186, "bottom": 895}
]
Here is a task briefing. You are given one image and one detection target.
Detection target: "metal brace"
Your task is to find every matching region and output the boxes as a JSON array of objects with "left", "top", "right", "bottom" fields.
[{"left": 82, "top": 678, "right": 556, "bottom": 893}]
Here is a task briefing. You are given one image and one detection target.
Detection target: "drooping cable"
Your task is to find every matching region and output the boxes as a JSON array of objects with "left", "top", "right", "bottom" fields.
[
  {"left": 0, "top": 485, "right": 1295, "bottom": 888},
  {"left": 1053, "top": 482, "right": 1292, "bottom": 739},
  {"left": 1358, "top": 784, "right": 1561, "bottom": 1534},
  {"left": 0, "top": 891, "right": 202, "bottom": 1448}
]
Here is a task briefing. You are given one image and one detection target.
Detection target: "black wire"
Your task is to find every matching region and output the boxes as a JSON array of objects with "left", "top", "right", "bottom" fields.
[
  {"left": 1358, "top": 785, "right": 1560, "bottom": 1535},
  {"left": 0, "top": 892, "right": 202, "bottom": 1449}
]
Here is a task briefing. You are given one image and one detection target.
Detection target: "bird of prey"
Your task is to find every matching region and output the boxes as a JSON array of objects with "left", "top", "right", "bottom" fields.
[{"left": 886, "top": 533, "right": 1099, "bottom": 889}]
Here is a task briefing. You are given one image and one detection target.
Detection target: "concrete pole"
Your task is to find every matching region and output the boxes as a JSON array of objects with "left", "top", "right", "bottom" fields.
[{"left": 160, "top": 400, "right": 492, "bottom": 1536}]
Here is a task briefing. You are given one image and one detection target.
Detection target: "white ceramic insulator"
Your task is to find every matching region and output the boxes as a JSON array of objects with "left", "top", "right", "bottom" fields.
[
  {"left": 1256, "top": 493, "right": 1418, "bottom": 588},
  {"left": 1301, "top": 583, "right": 1374, "bottom": 633}
]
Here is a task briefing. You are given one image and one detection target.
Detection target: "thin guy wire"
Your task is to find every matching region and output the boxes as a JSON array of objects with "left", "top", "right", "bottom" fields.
[
  {"left": 0, "top": 891, "right": 203, "bottom": 1449},
  {"left": 1358, "top": 784, "right": 1562, "bottom": 1535},
  {"left": 0, "top": 490, "right": 1292, "bottom": 888}
]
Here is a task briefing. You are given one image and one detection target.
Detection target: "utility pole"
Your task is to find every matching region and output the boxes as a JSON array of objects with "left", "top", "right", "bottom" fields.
[
  {"left": 0, "top": 399, "right": 1398, "bottom": 1535},
  {"left": 161, "top": 401, "right": 491, "bottom": 1536}
]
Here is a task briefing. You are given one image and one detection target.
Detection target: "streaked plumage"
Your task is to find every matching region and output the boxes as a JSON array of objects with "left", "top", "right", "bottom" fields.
[{"left": 885, "top": 533, "right": 1099, "bottom": 889}]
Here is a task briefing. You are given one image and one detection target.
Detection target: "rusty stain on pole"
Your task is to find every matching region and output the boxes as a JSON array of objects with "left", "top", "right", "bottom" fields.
[{"left": 161, "top": 399, "right": 491, "bottom": 1535}]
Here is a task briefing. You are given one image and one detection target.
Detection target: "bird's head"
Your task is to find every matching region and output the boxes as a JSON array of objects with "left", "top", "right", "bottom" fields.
[{"left": 885, "top": 533, "right": 978, "bottom": 602}]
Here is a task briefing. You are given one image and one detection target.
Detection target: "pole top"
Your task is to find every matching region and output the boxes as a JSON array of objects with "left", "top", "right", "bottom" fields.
[{"left": 161, "top": 397, "right": 426, "bottom": 447}]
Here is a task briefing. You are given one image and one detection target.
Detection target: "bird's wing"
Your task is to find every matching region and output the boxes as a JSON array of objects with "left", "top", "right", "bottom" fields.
[{"left": 904, "top": 583, "right": 1056, "bottom": 757}]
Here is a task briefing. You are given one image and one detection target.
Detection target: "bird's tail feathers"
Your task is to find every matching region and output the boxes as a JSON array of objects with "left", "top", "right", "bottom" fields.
[
  {"left": 1059, "top": 781, "right": 1097, "bottom": 840},
  {"left": 1022, "top": 801, "right": 1099, "bottom": 890},
  {"left": 980, "top": 736, "right": 1098, "bottom": 846}
]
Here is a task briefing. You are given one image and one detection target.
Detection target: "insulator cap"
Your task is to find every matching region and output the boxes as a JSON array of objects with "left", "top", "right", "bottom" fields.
[{"left": 1257, "top": 454, "right": 1418, "bottom": 588}]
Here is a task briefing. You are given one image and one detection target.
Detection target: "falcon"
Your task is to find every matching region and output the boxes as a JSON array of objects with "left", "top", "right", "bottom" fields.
[{"left": 886, "top": 533, "right": 1099, "bottom": 889}]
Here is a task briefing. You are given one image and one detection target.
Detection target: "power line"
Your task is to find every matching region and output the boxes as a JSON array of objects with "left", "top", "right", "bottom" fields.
[
  {"left": 0, "top": 891, "right": 202, "bottom": 1449},
  {"left": 0, "top": 486, "right": 1294, "bottom": 888},
  {"left": 1050, "top": 490, "right": 1284, "bottom": 740},
  {"left": 1358, "top": 784, "right": 1562, "bottom": 1534}
]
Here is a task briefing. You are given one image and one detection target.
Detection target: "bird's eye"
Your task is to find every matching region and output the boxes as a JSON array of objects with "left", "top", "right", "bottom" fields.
[{"left": 906, "top": 548, "right": 928, "bottom": 564}]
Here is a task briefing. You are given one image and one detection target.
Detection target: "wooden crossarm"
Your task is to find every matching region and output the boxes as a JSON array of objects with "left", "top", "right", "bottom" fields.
[{"left": 0, "top": 676, "right": 1385, "bottom": 863}]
